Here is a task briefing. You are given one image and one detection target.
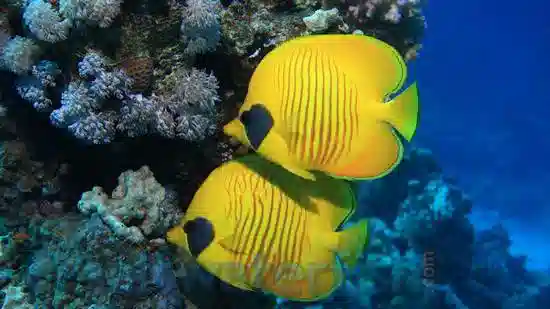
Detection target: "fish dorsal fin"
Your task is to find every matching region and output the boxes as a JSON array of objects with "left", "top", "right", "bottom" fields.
[
  {"left": 347, "top": 35, "right": 407, "bottom": 98},
  {"left": 286, "top": 35, "right": 407, "bottom": 98},
  {"left": 310, "top": 177, "right": 357, "bottom": 230}
]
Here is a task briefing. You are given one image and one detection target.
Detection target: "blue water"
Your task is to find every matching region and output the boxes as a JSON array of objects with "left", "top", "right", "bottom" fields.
[{"left": 413, "top": 1, "right": 550, "bottom": 269}]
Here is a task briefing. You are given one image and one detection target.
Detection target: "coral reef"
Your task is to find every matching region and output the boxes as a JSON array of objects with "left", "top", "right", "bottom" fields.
[
  {"left": 0, "top": 0, "right": 546, "bottom": 308},
  {"left": 275, "top": 149, "right": 550, "bottom": 309},
  {"left": 26, "top": 214, "right": 183, "bottom": 308}
]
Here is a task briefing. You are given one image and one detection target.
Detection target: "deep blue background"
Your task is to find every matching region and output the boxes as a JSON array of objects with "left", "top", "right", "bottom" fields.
[{"left": 412, "top": 1, "right": 549, "bottom": 268}]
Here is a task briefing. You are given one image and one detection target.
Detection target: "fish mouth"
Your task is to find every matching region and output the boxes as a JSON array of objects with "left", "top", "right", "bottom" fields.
[{"left": 227, "top": 137, "right": 241, "bottom": 146}]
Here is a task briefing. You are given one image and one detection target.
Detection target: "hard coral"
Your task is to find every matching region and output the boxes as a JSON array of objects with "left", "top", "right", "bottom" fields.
[
  {"left": 26, "top": 215, "right": 183, "bottom": 308},
  {"left": 78, "top": 166, "right": 182, "bottom": 243},
  {"left": 120, "top": 55, "right": 154, "bottom": 93}
]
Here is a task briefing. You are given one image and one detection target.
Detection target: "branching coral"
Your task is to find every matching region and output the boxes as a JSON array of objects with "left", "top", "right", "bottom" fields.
[{"left": 152, "top": 67, "right": 221, "bottom": 141}]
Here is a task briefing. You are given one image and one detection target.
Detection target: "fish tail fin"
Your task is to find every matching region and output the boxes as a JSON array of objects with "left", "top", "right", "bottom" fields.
[
  {"left": 335, "top": 219, "right": 369, "bottom": 267},
  {"left": 384, "top": 82, "right": 419, "bottom": 142}
]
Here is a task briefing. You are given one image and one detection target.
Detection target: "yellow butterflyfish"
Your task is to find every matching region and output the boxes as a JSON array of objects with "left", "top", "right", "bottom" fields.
[
  {"left": 166, "top": 154, "right": 369, "bottom": 301},
  {"left": 224, "top": 34, "right": 419, "bottom": 181}
]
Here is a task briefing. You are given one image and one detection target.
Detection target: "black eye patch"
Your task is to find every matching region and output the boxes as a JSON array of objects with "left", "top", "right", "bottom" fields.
[
  {"left": 239, "top": 104, "right": 274, "bottom": 150},
  {"left": 183, "top": 217, "right": 215, "bottom": 258}
]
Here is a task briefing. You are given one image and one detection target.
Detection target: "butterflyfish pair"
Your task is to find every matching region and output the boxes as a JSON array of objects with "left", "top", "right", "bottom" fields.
[
  {"left": 224, "top": 34, "right": 420, "bottom": 181},
  {"left": 166, "top": 154, "right": 369, "bottom": 301}
]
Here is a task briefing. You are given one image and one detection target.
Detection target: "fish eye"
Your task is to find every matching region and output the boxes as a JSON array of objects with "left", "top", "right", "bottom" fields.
[
  {"left": 183, "top": 221, "right": 195, "bottom": 234},
  {"left": 238, "top": 104, "right": 274, "bottom": 150},
  {"left": 239, "top": 111, "right": 251, "bottom": 125}
]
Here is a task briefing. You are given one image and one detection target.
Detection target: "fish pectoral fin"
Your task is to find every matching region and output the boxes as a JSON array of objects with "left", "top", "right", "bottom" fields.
[
  {"left": 218, "top": 234, "right": 240, "bottom": 253},
  {"left": 218, "top": 234, "right": 254, "bottom": 255},
  {"left": 258, "top": 131, "right": 316, "bottom": 181}
]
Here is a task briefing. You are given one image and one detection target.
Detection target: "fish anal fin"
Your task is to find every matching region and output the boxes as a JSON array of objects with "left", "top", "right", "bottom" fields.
[
  {"left": 309, "top": 179, "right": 357, "bottom": 230},
  {"left": 223, "top": 278, "right": 254, "bottom": 291},
  {"left": 327, "top": 123, "right": 403, "bottom": 180}
]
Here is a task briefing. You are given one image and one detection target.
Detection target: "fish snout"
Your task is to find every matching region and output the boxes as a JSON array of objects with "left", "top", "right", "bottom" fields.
[
  {"left": 166, "top": 225, "right": 186, "bottom": 247},
  {"left": 223, "top": 119, "right": 247, "bottom": 144}
]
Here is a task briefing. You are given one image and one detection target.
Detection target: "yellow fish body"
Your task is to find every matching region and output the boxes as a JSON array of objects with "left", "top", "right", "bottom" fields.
[
  {"left": 166, "top": 154, "right": 369, "bottom": 301},
  {"left": 223, "top": 34, "right": 420, "bottom": 181}
]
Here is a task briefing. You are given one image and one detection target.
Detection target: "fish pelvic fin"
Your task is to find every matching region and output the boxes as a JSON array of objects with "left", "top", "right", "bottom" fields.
[
  {"left": 281, "top": 163, "right": 316, "bottom": 181},
  {"left": 257, "top": 131, "right": 316, "bottom": 181},
  {"left": 196, "top": 244, "right": 256, "bottom": 292},
  {"left": 384, "top": 82, "right": 419, "bottom": 142}
]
